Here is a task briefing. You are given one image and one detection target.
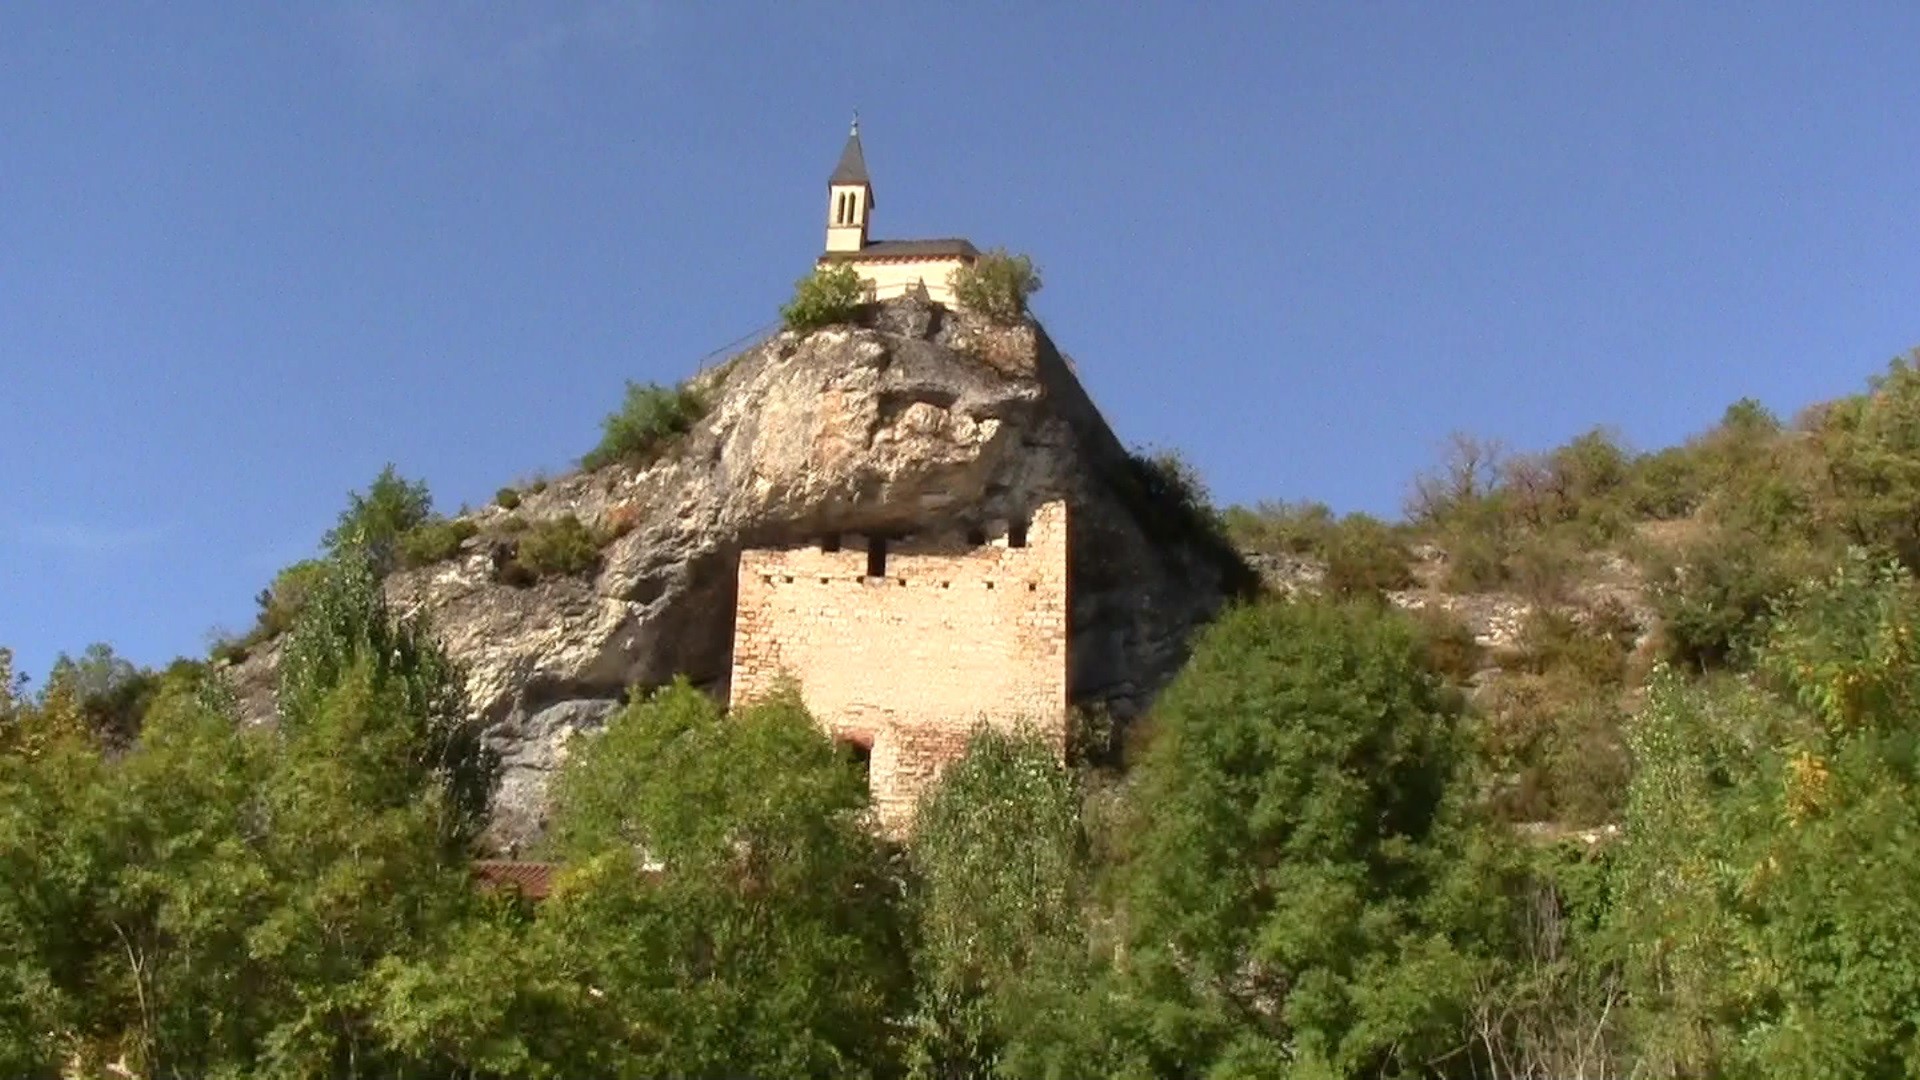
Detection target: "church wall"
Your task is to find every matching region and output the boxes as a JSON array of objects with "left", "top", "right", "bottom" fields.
[
  {"left": 845, "top": 257, "right": 969, "bottom": 305},
  {"left": 728, "top": 500, "right": 1069, "bottom": 830}
]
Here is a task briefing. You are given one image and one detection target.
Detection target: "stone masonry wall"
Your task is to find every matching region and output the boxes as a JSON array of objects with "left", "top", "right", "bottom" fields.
[{"left": 729, "top": 500, "right": 1069, "bottom": 830}]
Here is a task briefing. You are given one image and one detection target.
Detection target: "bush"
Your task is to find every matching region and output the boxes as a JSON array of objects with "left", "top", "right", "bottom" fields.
[
  {"left": 395, "top": 518, "right": 477, "bottom": 569},
  {"left": 780, "top": 263, "right": 866, "bottom": 332},
  {"left": 906, "top": 727, "right": 1090, "bottom": 1076},
  {"left": 949, "top": 249, "right": 1042, "bottom": 324},
  {"left": 322, "top": 464, "right": 434, "bottom": 570},
  {"left": 253, "top": 559, "right": 332, "bottom": 640},
  {"left": 1410, "top": 605, "right": 1484, "bottom": 685},
  {"left": 1322, "top": 513, "right": 1416, "bottom": 598},
  {"left": 1221, "top": 500, "right": 1338, "bottom": 556},
  {"left": 494, "top": 487, "right": 521, "bottom": 510},
  {"left": 581, "top": 381, "right": 706, "bottom": 472},
  {"left": 1648, "top": 531, "right": 1815, "bottom": 671},
  {"left": 1118, "top": 596, "right": 1479, "bottom": 1074},
  {"left": 507, "top": 515, "right": 600, "bottom": 581}
]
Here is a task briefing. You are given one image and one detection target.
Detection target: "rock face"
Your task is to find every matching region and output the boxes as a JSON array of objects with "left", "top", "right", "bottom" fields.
[{"left": 233, "top": 296, "right": 1250, "bottom": 848}]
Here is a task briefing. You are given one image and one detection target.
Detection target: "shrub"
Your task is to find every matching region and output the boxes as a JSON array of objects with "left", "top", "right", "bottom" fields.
[
  {"left": 906, "top": 727, "right": 1090, "bottom": 1076},
  {"left": 494, "top": 487, "right": 521, "bottom": 510},
  {"left": 1119, "top": 597, "right": 1478, "bottom": 1073},
  {"left": 780, "top": 263, "right": 866, "bottom": 332},
  {"left": 508, "top": 515, "right": 600, "bottom": 580},
  {"left": 253, "top": 559, "right": 332, "bottom": 639},
  {"left": 581, "top": 381, "right": 706, "bottom": 472},
  {"left": 395, "top": 518, "right": 478, "bottom": 569},
  {"left": 1647, "top": 531, "right": 1817, "bottom": 671},
  {"left": 950, "top": 249, "right": 1042, "bottom": 324},
  {"left": 1321, "top": 513, "right": 1416, "bottom": 598},
  {"left": 1221, "top": 501, "right": 1338, "bottom": 556},
  {"left": 1410, "top": 605, "right": 1484, "bottom": 685},
  {"left": 322, "top": 464, "right": 434, "bottom": 570},
  {"left": 1120, "top": 450, "right": 1261, "bottom": 598}
]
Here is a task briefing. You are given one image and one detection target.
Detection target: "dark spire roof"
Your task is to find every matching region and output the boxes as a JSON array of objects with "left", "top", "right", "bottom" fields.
[{"left": 829, "top": 115, "right": 870, "bottom": 186}]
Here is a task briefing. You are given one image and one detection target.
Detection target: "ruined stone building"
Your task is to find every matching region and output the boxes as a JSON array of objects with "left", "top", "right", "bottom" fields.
[{"left": 729, "top": 502, "right": 1069, "bottom": 829}]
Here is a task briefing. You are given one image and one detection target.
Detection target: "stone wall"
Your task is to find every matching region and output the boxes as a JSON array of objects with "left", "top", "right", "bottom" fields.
[{"left": 729, "top": 500, "right": 1069, "bottom": 830}]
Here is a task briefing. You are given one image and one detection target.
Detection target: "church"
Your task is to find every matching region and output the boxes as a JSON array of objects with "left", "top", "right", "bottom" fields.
[{"left": 816, "top": 119, "right": 979, "bottom": 306}]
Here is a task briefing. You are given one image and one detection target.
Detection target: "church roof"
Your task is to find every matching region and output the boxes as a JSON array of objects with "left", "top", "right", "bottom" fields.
[
  {"left": 829, "top": 125, "right": 870, "bottom": 186},
  {"left": 822, "top": 238, "right": 979, "bottom": 262}
]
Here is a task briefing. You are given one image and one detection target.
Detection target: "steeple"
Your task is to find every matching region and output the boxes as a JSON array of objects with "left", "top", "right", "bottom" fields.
[
  {"left": 830, "top": 115, "right": 871, "bottom": 186},
  {"left": 825, "top": 114, "right": 873, "bottom": 253}
]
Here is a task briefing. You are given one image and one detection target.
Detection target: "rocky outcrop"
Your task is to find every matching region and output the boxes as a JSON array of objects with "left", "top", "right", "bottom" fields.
[
  {"left": 231, "top": 295, "right": 1250, "bottom": 848},
  {"left": 1245, "top": 540, "right": 1659, "bottom": 659}
]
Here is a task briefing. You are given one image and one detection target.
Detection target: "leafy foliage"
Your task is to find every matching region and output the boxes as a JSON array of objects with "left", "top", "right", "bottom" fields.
[
  {"left": 781, "top": 262, "right": 867, "bottom": 331},
  {"left": 541, "top": 680, "right": 909, "bottom": 1077},
  {"left": 278, "top": 557, "right": 496, "bottom": 847},
  {"left": 1225, "top": 501, "right": 1416, "bottom": 598},
  {"left": 395, "top": 516, "right": 478, "bottom": 568},
  {"left": 502, "top": 513, "right": 602, "bottom": 582},
  {"left": 950, "top": 249, "right": 1042, "bottom": 323},
  {"left": 580, "top": 380, "right": 707, "bottom": 472},
  {"left": 905, "top": 727, "right": 1092, "bottom": 1077},
  {"left": 1112, "top": 597, "right": 1486, "bottom": 1076},
  {"left": 252, "top": 558, "right": 330, "bottom": 640},
  {"left": 321, "top": 463, "right": 433, "bottom": 570}
]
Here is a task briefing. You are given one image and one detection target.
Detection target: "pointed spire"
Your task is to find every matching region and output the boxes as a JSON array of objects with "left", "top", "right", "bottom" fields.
[{"left": 830, "top": 114, "right": 870, "bottom": 186}]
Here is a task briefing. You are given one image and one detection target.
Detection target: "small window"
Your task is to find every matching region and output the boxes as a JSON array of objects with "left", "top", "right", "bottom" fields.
[
  {"left": 866, "top": 536, "right": 888, "bottom": 578},
  {"left": 838, "top": 736, "right": 873, "bottom": 798},
  {"left": 1009, "top": 521, "right": 1029, "bottom": 548},
  {"left": 821, "top": 534, "right": 841, "bottom": 553},
  {"left": 965, "top": 526, "right": 987, "bottom": 546}
]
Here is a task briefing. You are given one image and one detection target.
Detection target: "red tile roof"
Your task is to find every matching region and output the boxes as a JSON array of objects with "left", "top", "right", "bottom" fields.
[{"left": 472, "top": 859, "right": 557, "bottom": 901}]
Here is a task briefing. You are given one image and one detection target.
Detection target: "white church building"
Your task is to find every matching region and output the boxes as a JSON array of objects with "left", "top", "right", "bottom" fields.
[{"left": 817, "top": 120, "right": 979, "bottom": 305}]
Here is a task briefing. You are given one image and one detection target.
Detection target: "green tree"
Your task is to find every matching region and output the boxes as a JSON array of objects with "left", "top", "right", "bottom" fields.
[
  {"left": 537, "top": 680, "right": 911, "bottom": 1078},
  {"left": 781, "top": 263, "right": 866, "bottom": 331},
  {"left": 321, "top": 464, "right": 433, "bottom": 570},
  {"left": 905, "top": 726, "right": 1100, "bottom": 1079},
  {"left": 1114, "top": 597, "right": 1485, "bottom": 1077},
  {"left": 1616, "top": 557, "right": 1920, "bottom": 1077},
  {"left": 0, "top": 721, "right": 106, "bottom": 1076},
  {"left": 277, "top": 557, "right": 496, "bottom": 846},
  {"left": 1822, "top": 356, "right": 1920, "bottom": 571},
  {"left": 581, "top": 381, "right": 707, "bottom": 472},
  {"left": 950, "top": 249, "right": 1042, "bottom": 324}
]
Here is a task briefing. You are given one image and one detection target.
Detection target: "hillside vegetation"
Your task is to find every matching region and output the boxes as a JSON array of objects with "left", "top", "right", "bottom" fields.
[{"left": 8, "top": 347, "right": 1920, "bottom": 1076}]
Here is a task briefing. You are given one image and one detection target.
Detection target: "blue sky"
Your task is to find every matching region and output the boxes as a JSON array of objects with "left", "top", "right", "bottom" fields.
[{"left": 5, "top": 3, "right": 1918, "bottom": 680}]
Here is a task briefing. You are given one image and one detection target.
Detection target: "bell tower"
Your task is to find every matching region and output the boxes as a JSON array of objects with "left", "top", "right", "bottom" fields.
[{"left": 825, "top": 115, "right": 872, "bottom": 254}]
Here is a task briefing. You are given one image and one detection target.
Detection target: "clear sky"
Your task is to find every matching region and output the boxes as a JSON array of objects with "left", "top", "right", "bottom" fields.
[{"left": 5, "top": 3, "right": 1918, "bottom": 680}]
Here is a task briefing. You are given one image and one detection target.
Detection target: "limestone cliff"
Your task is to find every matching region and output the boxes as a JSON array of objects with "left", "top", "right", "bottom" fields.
[{"left": 231, "top": 296, "right": 1252, "bottom": 847}]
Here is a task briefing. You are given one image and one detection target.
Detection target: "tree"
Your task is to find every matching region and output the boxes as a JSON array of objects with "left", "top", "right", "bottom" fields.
[
  {"left": 1114, "top": 597, "right": 1485, "bottom": 1077},
  {"left": 950, "top": 250, "right": 1042, "bottom": 324},
  {"left": 580, "top": 381, "right": 707, "bottom": 472},
  {"left": 278, "top": 556, "right": 496, "bottom": 847},
  {"left": 1616, "top": 557, "right": 1920, "bottom": 1077},
  {"left": 782, "top": 263, "right": 866, "bottom": 331},
  {"left": 904, "top": 727, "right": 1097, "bottom": 1078},
  {"left": 321, "top": 464, "right": 433, "bottom": 570},
  {"left": 538, "top": 680, "right": 911, "bottom": 1078}
]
